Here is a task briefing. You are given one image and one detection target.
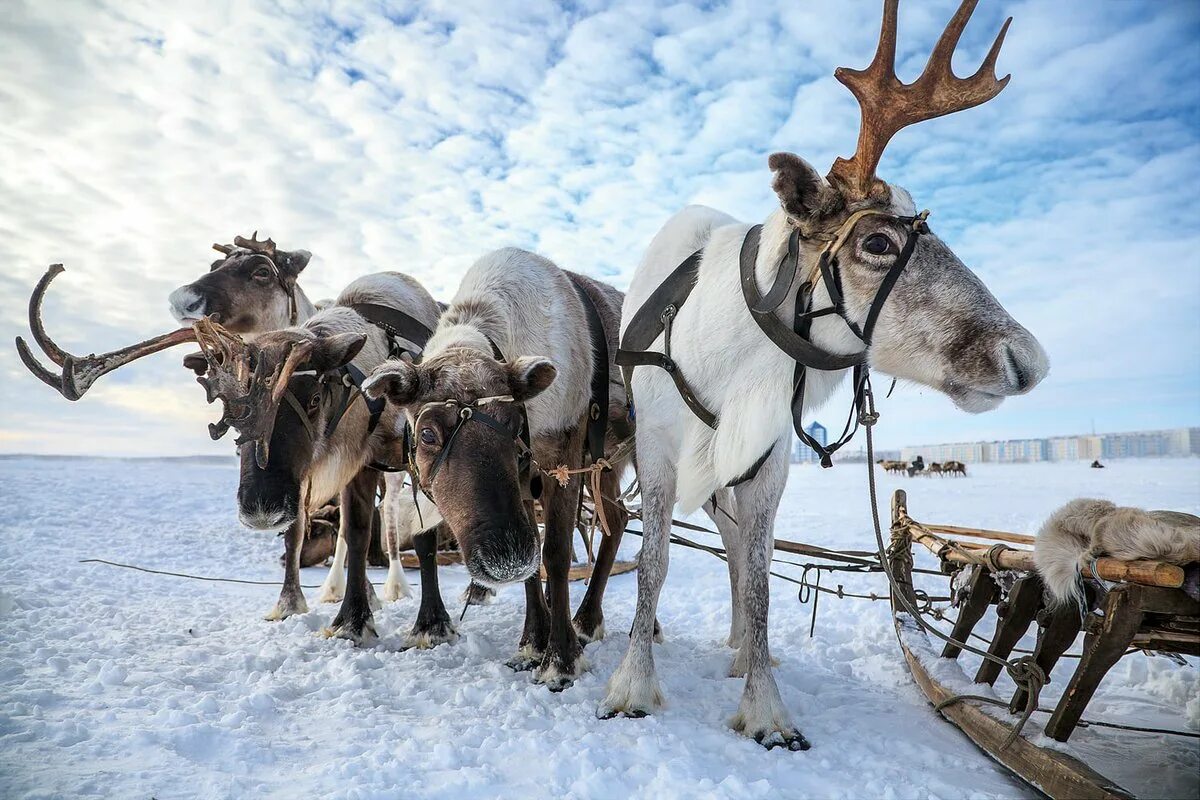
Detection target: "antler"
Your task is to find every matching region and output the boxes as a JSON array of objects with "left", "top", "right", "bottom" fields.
[
  {"left": 212, "top": 243, "right": 234, "bottom": 255},
  {"left": 15, "top": 265, "right": 198, "bottom": 401},
  {"left": 232, "top": 231, "right": 276, "bottom": 255},
  {"left": 827, "top": 0, "right": 1011, "bottom": 200},
  {"left": 192, "top": 317, "right": 313, "bottom": 466}
]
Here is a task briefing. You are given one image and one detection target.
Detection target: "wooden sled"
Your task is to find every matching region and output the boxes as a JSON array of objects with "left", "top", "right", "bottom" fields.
[{"left": 887, "top": 489, "right": 1199, "bottom": 800}]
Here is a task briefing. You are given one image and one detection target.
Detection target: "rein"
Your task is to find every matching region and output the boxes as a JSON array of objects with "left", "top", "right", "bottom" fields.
[{"left": 617, "top": 207, "right": 930, "bottom": 472}]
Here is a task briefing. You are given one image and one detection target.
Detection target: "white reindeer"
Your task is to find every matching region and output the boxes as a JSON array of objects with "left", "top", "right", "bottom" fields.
[{"left": 600, "top": 0, "right": 1049, "bottom": 750}]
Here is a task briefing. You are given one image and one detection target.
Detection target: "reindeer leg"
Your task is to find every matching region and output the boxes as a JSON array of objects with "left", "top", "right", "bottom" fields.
[
  {"left": 382, "top": 475, "right": 414, "bottom": 602},
  {"left": 317, "top": 527, "right": 348, "bottom": 604},
  {"left": 704, "top": 489, "right": 744, "bottom": 649},
  {"left": 535, "top": 425, "right": 587, "bottom": 691},
  {"left": 729, "top": 442, "right": 808, "bottom": 751},
  {"left": 266, "top": 515, "right": 309, "bottom": 620},
  {"left": 326, "top": 471, "right": 379, "bottom": 645},
  {"left": 404, "top": 523, "right": 457, "bottom": 649},
  {"left": 599, "top": 436, "right": 673, "bottom": 719},
  {"left": 573, "top": 467, "right": 629, "bottom": 643}
]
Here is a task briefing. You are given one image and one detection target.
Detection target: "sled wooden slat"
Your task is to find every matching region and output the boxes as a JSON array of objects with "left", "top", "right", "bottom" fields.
[
  {"left": 909, "top": 526, "right": 1186, "bottom": 590},
  {"left": 896, "top": 635, "right": 1136, "bottom": 800},
  {"left": 921, "top": 523, "right": 1037, "bottom": 546},
  {"left": 889, "top": 489, "right": 1139, "bottom": 800}
]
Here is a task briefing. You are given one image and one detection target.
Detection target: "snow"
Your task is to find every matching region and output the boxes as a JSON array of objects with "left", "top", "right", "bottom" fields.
[{"left": 0, "top": 456, "right": 1196, "bottom": 799}]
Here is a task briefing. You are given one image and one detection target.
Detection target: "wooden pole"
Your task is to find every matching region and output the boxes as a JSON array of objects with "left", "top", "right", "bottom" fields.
[
  {"left": 922, "top": 523, "right": 1036, "bottom": 546},
  {"left": 909, "top": 528, "right": 1185, "bottom": 589}
]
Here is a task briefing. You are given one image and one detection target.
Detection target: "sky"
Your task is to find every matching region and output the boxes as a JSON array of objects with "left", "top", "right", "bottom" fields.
[{"left": 1, "top": 0, "right": 1197, "bottom": 457}]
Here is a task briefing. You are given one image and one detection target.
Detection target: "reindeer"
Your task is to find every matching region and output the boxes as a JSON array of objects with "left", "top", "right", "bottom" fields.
[
  {"left": 926, "top": 462, "right": 944, "bottom": 476},
  {"left": 363, "top": 247, "right": 633, "bottom": 687},
  {"left": 17, "top": 267, "right": 442, "bottom": 638},
  {"left": 170, "top": 232, "right": 428, "bottom": 611},
  {"left": 877, "top": 459, "right": 907, "bottom": 474},
  {"left": 942, "top": 460, "right": 968, "bottom": 476},
  {"left": 601, "top": 0, "right": 1048, "bottom": 750},
  {"left": 169, "top": 232, "right": 318, "bottom": 334}
]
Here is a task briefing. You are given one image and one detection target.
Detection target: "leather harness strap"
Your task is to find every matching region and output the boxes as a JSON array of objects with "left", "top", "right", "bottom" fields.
[
  {"left": 739, "top": 225, "right": 865, "bottom": 372},
  {"left": 351, "top": 303, "right": 436, "bottom": 356},
  {"left": 615, "top": 250, "right": 717, "bottom": 429},
  {"left": 564, "top": 272, "right": 610, "bottom": 464},
  {"left": 617, "top": 208, "right": 930, "bottom": 476}
]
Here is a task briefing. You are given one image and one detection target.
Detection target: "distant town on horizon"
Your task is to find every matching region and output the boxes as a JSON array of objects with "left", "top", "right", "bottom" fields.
[{"left": 792, "top": 425, "right": 1200, "bottom": 465}]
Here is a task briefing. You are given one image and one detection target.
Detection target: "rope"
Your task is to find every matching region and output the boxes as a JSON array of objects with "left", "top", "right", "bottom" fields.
[
  {"left": 859, "top": 379, "right": 1046, "bottom": 750},
  {"left": 79, "top": 558, "right": 327, "bottom": 588}
]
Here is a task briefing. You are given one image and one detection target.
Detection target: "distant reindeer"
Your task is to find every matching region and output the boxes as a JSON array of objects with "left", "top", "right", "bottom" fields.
[
  {"left": 602, "top": 0, "right": 1047, "bottom": 750},
  {"left": 877, "top": 459, "right": 907, "bottom": 474},
  {"left": 925, "top": 462, "right": 944, "bottom": 476},
  {"left": 942, "top": 460, "right": 968, "bottom": 476}
]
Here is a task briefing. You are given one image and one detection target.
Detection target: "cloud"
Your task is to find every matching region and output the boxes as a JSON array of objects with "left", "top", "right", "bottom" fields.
[{"left": 0, "top": 0, "right": 1196, "bottom": 456}]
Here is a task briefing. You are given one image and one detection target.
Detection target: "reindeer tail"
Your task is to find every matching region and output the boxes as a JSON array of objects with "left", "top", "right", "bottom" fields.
[{"left": 1033, "top": 498, "right": 1117, "bottom": 608}]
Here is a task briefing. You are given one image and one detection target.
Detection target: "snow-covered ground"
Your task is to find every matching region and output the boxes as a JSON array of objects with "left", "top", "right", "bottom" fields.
[{"left": 1, "top": 456, "right": 1196, "bottom": 799}]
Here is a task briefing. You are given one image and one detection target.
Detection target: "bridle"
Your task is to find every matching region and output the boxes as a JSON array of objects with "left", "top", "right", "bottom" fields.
[
  {"left": 407, "top": 394, "right": 538, "bottom": 503},
  {"left": 743, "top": 206, "right": 931, "bottom": 467},
  {"left": 617, "top": 204, "right": 932, "bottom": 481}
]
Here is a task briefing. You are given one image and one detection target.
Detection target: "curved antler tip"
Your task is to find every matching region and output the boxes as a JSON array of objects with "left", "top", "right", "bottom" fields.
[{"left": 48, "top": 263, "right": 65, "bottom": 275}]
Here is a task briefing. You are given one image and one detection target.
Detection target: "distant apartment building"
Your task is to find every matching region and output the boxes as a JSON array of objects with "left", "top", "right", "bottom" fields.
[
  {"left": 792, "top": 422, "right": 828, "bottom": 463},
  {"left": 901, "top": 427, "right": 1197, "bottom": 464}
]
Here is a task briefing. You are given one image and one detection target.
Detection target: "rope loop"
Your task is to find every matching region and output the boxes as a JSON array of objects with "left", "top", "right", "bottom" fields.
[{"left": 984, "top": 542, "right": 1011, "bottom": 573}]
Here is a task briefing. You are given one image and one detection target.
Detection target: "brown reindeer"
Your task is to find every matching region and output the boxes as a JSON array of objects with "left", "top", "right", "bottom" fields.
[
  {"left": 16, "top": 267, "right": 442, "bottom": 638},
  {"left": 876, "top": 459, "right": 907, "bottom": 474},
  {"left": 364, "top": 247, "right": 633, "bottom": 688},
  {"left": 169, "top": 232, "right": 318, "bottom": 334},
  {"left": 942, "top": 460, "right": 967, "bottom": 476}
]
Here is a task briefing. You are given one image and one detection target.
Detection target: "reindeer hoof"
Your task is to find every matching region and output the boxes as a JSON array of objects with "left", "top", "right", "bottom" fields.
[
  {"left": 534, "top": 651, "right": 586, "bottom": 692},
  {"left": 402, "top": 620, "right": 457, "bottom": 651},
  {"left": 264, "top": 591, "right": 308, "bottom": 621},
  {"left": 317, "top": 584, "right": 345, "bottom": 604},
  {"left": 573, "top": 615, "right": 605, "bottom": 644},
  {"left": 755, "top": 729, "right": 811, "bottom": 752},
  {"left": 597, "top": 663, "right": 664, "bottom": 719},
  {"left": 505, "top": 643, "right": 543, "bottom": 672},
  {"left": 383, "top": 577, "right": 413, "bottom": 603},
  {"left": 322, "top": 615, "right": 378, "bottom": 647}
]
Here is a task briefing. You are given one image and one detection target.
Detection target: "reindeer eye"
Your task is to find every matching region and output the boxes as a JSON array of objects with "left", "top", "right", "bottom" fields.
[
  {"left": 253, "top": 267, "right": 273, "bottom": 280},
  {"left": 307, "top": 394, "right": 321, "bottom": 411},
  {"left": 863, "top": 233, "right": 895, "bottom": 256},
  {"left": 419, "top": 427, "right": 437, "bottom": 446}
]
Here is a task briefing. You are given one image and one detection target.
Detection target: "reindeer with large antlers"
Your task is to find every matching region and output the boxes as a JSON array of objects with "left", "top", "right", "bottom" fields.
[
  {"left": 602, "top": 0, "right": 1048, "bottom": 749},
  {"left": 17, "top": 266, "right": 442, "bottom": 634}
]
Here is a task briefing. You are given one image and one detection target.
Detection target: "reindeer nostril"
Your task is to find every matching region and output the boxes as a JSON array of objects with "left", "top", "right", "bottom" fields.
[{"left": 1005, "top": 345, "right": 1030, "bottom": 392}]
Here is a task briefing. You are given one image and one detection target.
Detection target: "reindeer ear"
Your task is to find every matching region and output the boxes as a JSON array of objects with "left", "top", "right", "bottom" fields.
[
  {"left": 277, "top": 249, "right": 312, "bottom": 277},
  {"left": 309, "top": 332, "right": 366, "bottom": 373},
  {"left": 362, "top": 360, "right": 421, "bottom": 406},
  {"left": 507, "top": 357, "right": 557, "bottom": 402},
  {"left": 769, "top": 152, "right": 839, "bottom": 220}
]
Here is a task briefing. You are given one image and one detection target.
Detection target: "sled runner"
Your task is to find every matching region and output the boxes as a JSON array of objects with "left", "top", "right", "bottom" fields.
[{"left": 886, "top": 489, "right": 1198, "bottom": 800}]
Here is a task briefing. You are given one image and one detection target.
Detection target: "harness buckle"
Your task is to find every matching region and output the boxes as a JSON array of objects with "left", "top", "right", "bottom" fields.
[{"left": 460, "top": 407, "right": 473, "bottom": 420}]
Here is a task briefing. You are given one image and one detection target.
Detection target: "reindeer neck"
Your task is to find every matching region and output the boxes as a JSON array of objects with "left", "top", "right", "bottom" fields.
[
  {"left": 293, "top": 285, "right": 318, "bottom": 323},
  {"left": 426, "top": 298, "right": 508, "bottom": 360}
]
